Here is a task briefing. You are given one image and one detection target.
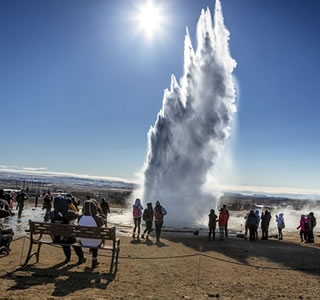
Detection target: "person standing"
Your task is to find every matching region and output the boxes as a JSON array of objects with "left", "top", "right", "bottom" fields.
[
  {"left": 16, "top": 190, "right": 28, "bottom": 218},
  {"left": 276, "top": 213, "right": 285, "bottom": 240},
  {"left": 217, "top": 208, "right": 228, "bottom": 241},
  {"left": 223, "top": 205, "right": 230, "bottom": 238},
  {"left": 254, "top": 210, "right": 260, "bottom": 240},
  {"left": 307, "top": 212, "right": 316, "bottom": 243},
  {"left": 261, "top": 210, "right": 271, "bottom": 240},
  {"left": 297, "top": 215, "right": 307, "bottom": 242},
  {"left": 208, "top": 209, "right": 217, "bottom": 241},
  {"left": 141, "top": 202, "right": 154, "bottom": 240},
  {"left": 43, "top": 191, "right": 53, "bottom": 222},
  {"left": 154, "top": 200, "right": 167, "bottom": 242},
  {"left": 244, "top": 211, "right": 249, "bottom": 239},
  {"left": 100, "top": 198, "right": 111, "bottom": 225},
  {"left": 247, "top": 210, "right": 258, "bottom": 242},
  {"left": 132, "top": 198, "right": 143, "bottom": 239}
]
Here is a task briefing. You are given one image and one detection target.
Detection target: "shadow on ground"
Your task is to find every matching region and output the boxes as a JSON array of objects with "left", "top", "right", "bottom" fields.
[
  {"left": 1, "top": 262, "right": 113, "bottom": 297},
  {"left": 163, "top": 232, "right": 320, "bottom": 276}
]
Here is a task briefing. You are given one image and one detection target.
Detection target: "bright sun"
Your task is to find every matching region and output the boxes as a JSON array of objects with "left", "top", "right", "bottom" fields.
[{"left": 136, "top": 1, "right": 166, "bottom": 39}]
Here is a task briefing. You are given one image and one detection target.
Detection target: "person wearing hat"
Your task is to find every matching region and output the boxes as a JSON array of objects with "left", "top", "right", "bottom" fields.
[{"left": 154, "top": 200, "right": 167, "bottom": 242}]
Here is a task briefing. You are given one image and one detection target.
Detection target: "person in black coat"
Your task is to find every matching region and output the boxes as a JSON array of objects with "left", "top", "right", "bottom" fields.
[
  {"left": 16, "top": 190, "right": 28, "bottom": 218},
  {"left": 247, "top": 210, "right": 257, "bottom": 242},
  {"left": 261, "top": 210, "right": 271, "bottom": 240},
  {"left": 208, "top": 209, "right": 218, "bottom": 241},
  {"left": 49, "top": 197, "right": 86, "bottom": 264}
]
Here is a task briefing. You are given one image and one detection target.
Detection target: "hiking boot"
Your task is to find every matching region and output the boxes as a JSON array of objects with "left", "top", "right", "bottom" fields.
[
  {"left": 146, "top": 235, "right": 150, "bottom": 241},
  {"left": 141, "top": 234, "right": 145, "bottom": 239},
  {"left": 92, "top": 259, "right": 100, "bottom": 268},
  {"left": 77, "top": 257, "right": 86, "bottom": 265}
]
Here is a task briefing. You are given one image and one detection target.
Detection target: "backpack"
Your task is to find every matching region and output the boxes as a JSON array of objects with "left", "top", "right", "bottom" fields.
[
  {"left": 53, "top": 196, "right": 69, "bottom": 217},
  {"left": 133, "top": 206, "right": 140, "bottom": 218},
  {"left": 143, "top": 209, "right": 152, "bottom": 221},
  {"left": 154, "top": 207, "right": 163, "bottom": 221},
  {"left": 142, "top": 209, "right": 148, "bottom": 221},
  {"left": 247, "top": 214, "right": 257, "bottom": 226}
]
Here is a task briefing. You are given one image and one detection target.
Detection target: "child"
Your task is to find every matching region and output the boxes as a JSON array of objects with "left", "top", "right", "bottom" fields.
[{"left": 208, "top": 209, "right": 217, "bottom": 241}]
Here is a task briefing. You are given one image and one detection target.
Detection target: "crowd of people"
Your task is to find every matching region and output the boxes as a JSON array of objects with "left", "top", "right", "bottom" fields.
[
  {"left": 0, "top": 188, "right": 318, "bottom": 264},
  {"left": 132, "top": 198, "right": 167, "bottom": 242},
  {"left": 209, "top": 206, "right": 317, "bottom": 243}
]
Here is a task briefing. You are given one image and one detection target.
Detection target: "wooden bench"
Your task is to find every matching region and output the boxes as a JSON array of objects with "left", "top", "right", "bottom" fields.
[{"left": 23, "top": 220, "right": 120, "bottom": 275}]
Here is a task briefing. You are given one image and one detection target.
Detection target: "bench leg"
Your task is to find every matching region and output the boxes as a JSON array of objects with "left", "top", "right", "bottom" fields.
[
  {"left": 113, "top": 240, "right": 120, "bottom": 275},
  {"left": 22, "top": 240, "right": 34, "bottom": 267},
  {"left": 109, "top": 248, "right": 115, "bottom": 274},
  {"left": 36, "top": 243, "right": 42, "bottom": 263},
  {"left": 109, "top": 240, "right": 120, "bottom": 276},
  {"left": 114, "top": 246, "right": 120, "bottom": 275}
]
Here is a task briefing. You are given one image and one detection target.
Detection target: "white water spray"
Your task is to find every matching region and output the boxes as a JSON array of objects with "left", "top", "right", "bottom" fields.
[{"left": 142, "top": 0, "right": 237, "bottom": 226}]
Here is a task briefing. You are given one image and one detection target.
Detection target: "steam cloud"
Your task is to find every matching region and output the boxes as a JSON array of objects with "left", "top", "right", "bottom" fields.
[{"left": 142, "top": 0, "right": 237, "bottom": 226}]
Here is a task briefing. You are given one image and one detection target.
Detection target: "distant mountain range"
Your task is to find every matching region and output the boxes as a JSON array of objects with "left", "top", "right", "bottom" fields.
[
  {"left": 0, "top": 169, "right": 319, "bottom": 201},
  {"left": 0, "top": 170, "right": 136, "bottom": 190}
]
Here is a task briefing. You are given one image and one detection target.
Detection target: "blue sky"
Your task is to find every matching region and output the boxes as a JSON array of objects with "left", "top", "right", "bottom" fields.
[{"left": 0, "top": 0, "right": 319, "bottom": 191}]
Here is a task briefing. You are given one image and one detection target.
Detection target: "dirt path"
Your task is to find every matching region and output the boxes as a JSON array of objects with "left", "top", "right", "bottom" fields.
[{"left": 1, "top": 232, "right": 320, "bottom": 299}]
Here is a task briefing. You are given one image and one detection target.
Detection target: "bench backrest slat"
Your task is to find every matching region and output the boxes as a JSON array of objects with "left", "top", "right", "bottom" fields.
[{"left": 29, "top": 221, "right": 116, "bottom": 240}]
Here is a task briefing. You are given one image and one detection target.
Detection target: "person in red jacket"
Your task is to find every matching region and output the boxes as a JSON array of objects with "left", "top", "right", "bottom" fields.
[
  {"left": 217, "top": 207, "right": 228, "bottom": 241},
  {"left": 223, "top": 205, "right": 230, "bottom": 237}
]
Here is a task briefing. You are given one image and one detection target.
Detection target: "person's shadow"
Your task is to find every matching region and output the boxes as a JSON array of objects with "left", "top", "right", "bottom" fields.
[
  {"left": 155, "top": 240, "right": 167, "bottom": 248},
  {"left": 165, "top": 234, "right": 320, "bottom": 276},
  {"left": 1, "top": 261, "right": 113, "bottom": 297}
]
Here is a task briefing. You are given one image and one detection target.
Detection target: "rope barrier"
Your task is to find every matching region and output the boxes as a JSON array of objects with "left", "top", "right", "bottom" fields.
[{"left": 9, "top": 235, "right": 320, "bottom": 271}]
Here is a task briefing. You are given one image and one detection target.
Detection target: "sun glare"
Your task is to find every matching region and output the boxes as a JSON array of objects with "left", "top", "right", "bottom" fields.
[{"left": 136, "top": 1, "right": 166, "bottom": 39}]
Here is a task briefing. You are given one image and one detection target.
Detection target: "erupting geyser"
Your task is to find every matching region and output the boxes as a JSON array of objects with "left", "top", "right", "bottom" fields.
[{"left": 142, "top": 0, "right": 237, "bottom": 226}]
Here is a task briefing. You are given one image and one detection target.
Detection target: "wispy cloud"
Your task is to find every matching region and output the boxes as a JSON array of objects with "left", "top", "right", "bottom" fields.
[{"left": 22, "top": 167, "right": 47, "bottom": 171}]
